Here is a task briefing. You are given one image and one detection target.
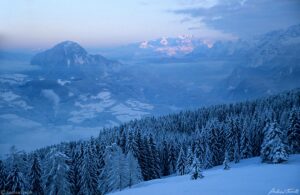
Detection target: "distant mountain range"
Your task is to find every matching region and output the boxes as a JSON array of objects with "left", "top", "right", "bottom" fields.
[
  {"left": 96, "top": 24, "right": 300, "bottom": 100},
  {"left": 96, "top": 35, "right": 211, "bottom": 62},
  {"left": 96, "top": 24, "right": 300, "bottom": 69}
]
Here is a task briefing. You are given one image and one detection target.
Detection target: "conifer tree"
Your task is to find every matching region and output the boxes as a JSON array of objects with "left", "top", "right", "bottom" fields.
[
  {"left": 67, "top": 143, "right": 83, "bottom": 195},
  {"left": 190, "top": 155, "right": 203, "bottom": 180},
  {"left": 114, "top": 146, "right": 129, "bottom": 191},
  {"left": 225, "top": 117, "right": 235, "bottom": 161},
  {"left": 206, "top": 119, "right": 223, "bottom": 165},
  {"left": 194, "top": 132, "right": 206, "bottom": 166},
  {"left": 29, "top": 155, "right": 43, "bottom": 195},
  {"left": 185, "top": 146, "right": 194, "bottom": 173},
  {"left": 118, "top": 128, "right": 127, "bottom": 153},
  {"left": 98, "top": 146, "right": 111, "bottom": 194},
  {"left": 161, "top": 140, "right": 170, "bottom": 176},
  {"left": 287, "top": 109, "right": 300, "bottom": 153},
  {"left": 261, "top": 122, "right": 289, "bottom": 163},
  {"left": 0, "top": 160, "right": 7, "bottom": 191},
  {"left": 127, "top": 151, "right": 142, "bottom": 188},
  {"left": 148, "top": 134, "right": 161, "bottom": 179},
  {"left": 168, "top": 144, "right": 177, "bottom": 174},
  {"left": 125, "top": 131, "right": 134, "bottom": 155},
  {"left": 79, "top": 143, "right": 99, "bottom": 195},
  {"left": 142, "top": 137, "right": 151, "bottom": 181},
  {"left": 133, "top": 130, "right": 147, "bottom": 180},
  {"left": 204, "top": 143, "right": 213, "bottom": 168},
  {"left": 234, "top": 141, "right": 240, "bottom": 163},
  {"left": 95, "top": 141, "right": 105, "bottom": 178},
  {"left": 5, "top": 164, "right": 26, "bottom": 193},
  {"left": 5, "top": 146, "right": 30, "bottom": 189},
  {"left": 223, "top": 151, "right": 230, "bottom": 170},
  {"left": 250, "top": 117, "right": 264, "bottom": 156},
  {"left": 240, "top": 123, "right": 252, "bottom": 159},
  {"left": 176, "top": 147, "right": 186, "bottom": 175},
  {"left": 99, "top": 144, "right": 129, "bottom": 192},
  {"left": 43, "top": 149, "right": 71, "bottom": 195}
]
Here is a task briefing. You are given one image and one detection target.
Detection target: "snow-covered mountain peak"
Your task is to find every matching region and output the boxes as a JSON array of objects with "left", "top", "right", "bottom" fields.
[
  {"left": 31, "top": 40, "right": 118, "bottom": 68},
  {"left": 57, "top": 40, "right": 82, "bottom": 47},
  {"left": 52, "top": 40, "right": 88, "bottom": 57},
  {"left": 136, "top": 35, "right": 209, "bottom": 57},
  {"left": 139, "top": 41, "right": 150, "bottom": 49},
  {"left": 160, "top": 37, "right": 168, "bottom": 46}
]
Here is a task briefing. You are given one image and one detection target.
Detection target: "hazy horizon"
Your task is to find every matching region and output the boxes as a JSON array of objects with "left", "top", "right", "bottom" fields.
[{"left": 1, "top": 0, "right": 299, "bottom": 51}]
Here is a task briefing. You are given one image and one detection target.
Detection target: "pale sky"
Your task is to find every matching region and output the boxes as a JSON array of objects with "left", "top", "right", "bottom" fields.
[{"left": 0, "top": 0, "right": 299, "bottom": 50}]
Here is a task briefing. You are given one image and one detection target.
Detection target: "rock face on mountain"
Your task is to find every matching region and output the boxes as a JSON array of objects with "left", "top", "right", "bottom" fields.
[{"left": 31, "top": 41, "right": 115, "bottom": 67}]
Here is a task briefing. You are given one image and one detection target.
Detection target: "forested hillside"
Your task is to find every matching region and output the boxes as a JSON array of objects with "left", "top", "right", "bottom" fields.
[{"left": 1, "top": 89, "right": 299, "bottom": 194}]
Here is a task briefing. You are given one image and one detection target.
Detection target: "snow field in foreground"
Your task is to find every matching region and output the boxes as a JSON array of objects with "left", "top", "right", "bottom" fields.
[{"left": 111, "top": 154, "right": 300, "bottom": 195}]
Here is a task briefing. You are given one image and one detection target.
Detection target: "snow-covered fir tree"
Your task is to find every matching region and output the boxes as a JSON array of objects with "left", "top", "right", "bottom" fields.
[
  {"left": 125, "top": 131, "right": 134, "bottom": 155},
  {"left": 147, "top": 134, "right": 161, "bottom": 179},
  {"left": 5, "top": 164, "right": 26, "bottom": 193},
  {"left": 127, "top": 151, "right": 142, "bottom": 188},
  {"left": 223, "top": 151, "right": 230, "bottom": 170},
  {"left": 161, "top": 140, "right": 170, "bottom": 176},
  {"left": 186, "top": 146, "right": 194, "bottom": 173},
  {"left": 79, "top": 143, "right": 99, "bottom": 195},
  {"left": 234, "top": 141, "right": 240, "bottom": 163},
  {"left": 205, "top": 119, "right": 224, "bottom": 165},
  {"left": 43, "top": 149, "right": 71, "bottom": 195},
  {"left": 240, "top": 120, "right": 252, "bottom": 159},
  {"left": 94, "top": 140, "right": 105, "bottom": 178},
  {"left": 287, "top": 108, "right": 300, "bottom": 153},
  {"left": 99, "top": 143, "right": 129, "bottom": 193},
  {"left": 194, "top": 129, "right": 206, "bottom": 167},
  {"left": 261, "top": 121, "right": 289, "bottom": 163},
  {"left": 142, "top": 137, "right": 152, "bottom": 180},
  {"left": 0, "top": 160, "right": 7, "bottom": 191},
  {"left": 5, "top": 146, "right": 30, "bottom": 189},
  {"left": 250, "top": 114, "right": 264, "bottom": 156},
  {"left": 133, "top": 130, "right": 148, "bottom": 180},
  {"left": 190, "top": 154, "right": 203, "bottom": 180},
  {"left": 66, "top": 142, "right": 82, "bottom": 195},
  {"left": 204, "top": 143, "right": 214, "bottom": 168},
  {"left": 117, "top": 127, "right": 127, "bottom": 153},
  {"left": 176, "top": 147, "right": 186, "bottom": 175},
  {"left": 168, "top": 144, "right": 177, "bottom": 174},
  {"left": 29, "top": 155, "right": 43, "bottom": 195},
  {"left": 225, "top": 117, "right": 235, "bottom": 161}
]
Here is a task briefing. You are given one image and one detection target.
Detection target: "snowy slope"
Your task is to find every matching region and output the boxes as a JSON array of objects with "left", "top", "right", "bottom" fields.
[{"left": 111, "top": 155, "right": 300, "bottom": 195}]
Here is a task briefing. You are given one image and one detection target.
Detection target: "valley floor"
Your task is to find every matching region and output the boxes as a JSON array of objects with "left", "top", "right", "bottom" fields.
[{"left": 111, "top": 155, "right": 300, "bottom": 195}]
